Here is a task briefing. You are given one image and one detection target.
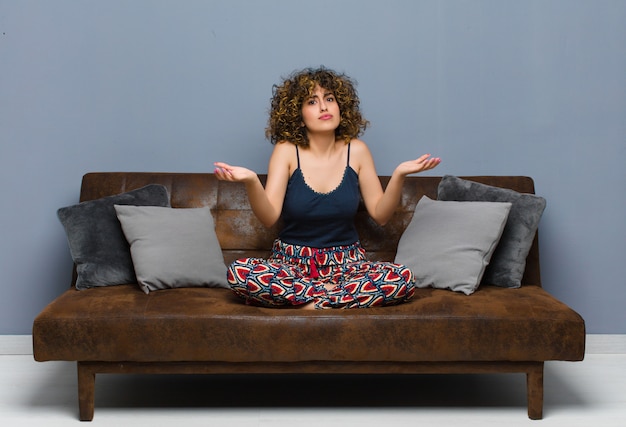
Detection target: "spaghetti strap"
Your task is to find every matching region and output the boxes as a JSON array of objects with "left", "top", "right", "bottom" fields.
[
  {"left": 347, "top": 142, "right": 351, "bottom": 166},
  {"left": 295, "top": 145, "right": 300, "bottom": 168}
]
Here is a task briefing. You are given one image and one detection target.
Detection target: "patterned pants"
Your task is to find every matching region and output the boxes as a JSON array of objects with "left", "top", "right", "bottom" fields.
[{"left": 227, "top": 239, "right": 415, "bottom": 309}]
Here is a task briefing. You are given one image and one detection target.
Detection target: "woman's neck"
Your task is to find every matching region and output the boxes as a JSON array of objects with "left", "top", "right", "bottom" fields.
[{"left": 306, "top": 132, "right": 339, "bottom": 158}]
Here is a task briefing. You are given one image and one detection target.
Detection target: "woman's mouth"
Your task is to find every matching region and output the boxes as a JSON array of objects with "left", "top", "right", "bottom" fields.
[{"left": 319, "top": 114, "right": 333, "bottom": 120}]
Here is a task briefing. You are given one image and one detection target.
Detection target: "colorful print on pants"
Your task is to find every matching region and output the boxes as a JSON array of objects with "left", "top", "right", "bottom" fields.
[{"left": 227, "top": 240, "right": 415, "bottom": 309}]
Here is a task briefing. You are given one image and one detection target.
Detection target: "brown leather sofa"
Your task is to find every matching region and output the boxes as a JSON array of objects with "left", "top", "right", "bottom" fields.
[{"left": 32, "top": 172, "right": 585, "bottom": 421}]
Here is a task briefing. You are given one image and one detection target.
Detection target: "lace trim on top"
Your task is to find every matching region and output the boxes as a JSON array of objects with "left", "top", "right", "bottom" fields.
[{"left": 295, "top": 143, "right": 352, "bottom": 195}]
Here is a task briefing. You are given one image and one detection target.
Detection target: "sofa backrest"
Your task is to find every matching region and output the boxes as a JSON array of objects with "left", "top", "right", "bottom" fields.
[{"left": 79, "top": 173, "right": 541, "bottom": 287}]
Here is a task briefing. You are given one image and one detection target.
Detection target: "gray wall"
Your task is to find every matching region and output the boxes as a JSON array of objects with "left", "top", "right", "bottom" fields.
[{"left": 1, "top": 0, "right": 624, "bottom": 334}]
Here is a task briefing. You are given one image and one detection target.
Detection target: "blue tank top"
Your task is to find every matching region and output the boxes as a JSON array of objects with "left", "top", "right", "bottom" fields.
[{"left": 279, "top": 144, "right": 360, "bottom": 248}]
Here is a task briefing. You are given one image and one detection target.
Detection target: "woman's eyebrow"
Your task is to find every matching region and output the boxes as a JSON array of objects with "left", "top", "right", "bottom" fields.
[
  {"left": 309, "top": 92, "right": 334, "bottom": 99},
  {"left": 306, "top": 91, "right": 334, "bottom": 101}
]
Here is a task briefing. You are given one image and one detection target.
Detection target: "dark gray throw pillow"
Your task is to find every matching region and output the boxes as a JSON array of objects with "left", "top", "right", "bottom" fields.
[
  {"left": 437, "top": 175, "right": 546, "bottom": 288},
  {"left": 57, "top": 184, "right": 170, "bottom": 290}
]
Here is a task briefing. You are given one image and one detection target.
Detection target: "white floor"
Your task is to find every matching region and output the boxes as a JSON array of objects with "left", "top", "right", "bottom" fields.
[{"left": 1, "top": 336, "right": 625, "bottom": 426}]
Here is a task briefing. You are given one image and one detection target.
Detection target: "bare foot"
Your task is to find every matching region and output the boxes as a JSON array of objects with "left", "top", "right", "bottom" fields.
[{"left": 298, "top": 302, "right": 317, "bottom": 310}]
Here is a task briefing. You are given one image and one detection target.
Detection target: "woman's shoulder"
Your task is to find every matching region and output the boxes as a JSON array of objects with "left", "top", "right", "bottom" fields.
[
  {"left": 271, "top": 140, "right": 297, "bottom": 157},
  {"left": 269, "top": 140, "right": 298, "bottom": 174},
  {"left": 349, "top": 138, "right": 367, "bottom": 148},
  {"left": 348, "top": 138, "right": 374, "bottom": 161},
  {"left": 346, "top": 139, "right": 378, "bottom": 175}
]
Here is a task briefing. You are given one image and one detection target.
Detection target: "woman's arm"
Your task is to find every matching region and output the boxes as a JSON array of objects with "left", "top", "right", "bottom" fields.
[
  {"left": 214, "top": 143, "right": 293, "bottom": 228},
  {"left": 353, "top": 140, "right": 441, "bottom": 226}
]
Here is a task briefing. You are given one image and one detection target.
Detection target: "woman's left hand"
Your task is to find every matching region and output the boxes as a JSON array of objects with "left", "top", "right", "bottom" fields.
[
  {"left": 395, "top": 154, "right": 441, "bottom": 176},
  {"left": 213, "top": 162, "right": 258, "bottom": 183}
]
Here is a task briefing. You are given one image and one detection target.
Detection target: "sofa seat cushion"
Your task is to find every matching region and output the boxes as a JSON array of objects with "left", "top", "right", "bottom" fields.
[{"left": 33, "top": 285, "right": 584, "bottom": 364}]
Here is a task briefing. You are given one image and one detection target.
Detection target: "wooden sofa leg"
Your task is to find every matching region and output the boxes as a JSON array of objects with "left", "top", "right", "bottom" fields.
[
  {"left": 526, "top": 362, "right": 544, "bottom": 420},
  {"left": 77, "top": 362, "right": 95, "bottom": 421}
]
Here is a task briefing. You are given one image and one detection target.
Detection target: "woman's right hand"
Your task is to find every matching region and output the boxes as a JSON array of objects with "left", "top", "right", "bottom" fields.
[
  {"left": 213, "top": 162, "right": 257, "bottom": 183},
  {"left": 214, "top": 160, "right": 282, "bottom": 228}
]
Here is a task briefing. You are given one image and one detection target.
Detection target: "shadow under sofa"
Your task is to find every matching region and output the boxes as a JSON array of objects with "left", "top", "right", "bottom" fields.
[{"left": 32, "top": 172, "right": 585, "bottom": 421}]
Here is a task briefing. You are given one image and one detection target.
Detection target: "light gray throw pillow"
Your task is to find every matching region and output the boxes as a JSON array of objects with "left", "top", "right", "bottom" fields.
[
  {"left": 437, "top": 175, "right": 546, "bottom": 288},
  {"left": 395, "top": 196, "right": 512, "bottom": 295},
  {"left": 114, "top": 205, "right": 229, "bottom": 294},
  {"left": 57, "top": 184, "right": 171, "bottom": 290}
]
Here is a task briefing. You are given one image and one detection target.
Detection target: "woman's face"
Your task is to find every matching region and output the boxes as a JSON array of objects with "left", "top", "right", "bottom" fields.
[{"left": 301, "top": 85, "right": 341, "bottom": 134}]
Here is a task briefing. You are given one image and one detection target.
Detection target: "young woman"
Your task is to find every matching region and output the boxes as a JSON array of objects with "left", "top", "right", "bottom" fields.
[{"left": 214, "top": 67, "right": 440, "bottom": 309}]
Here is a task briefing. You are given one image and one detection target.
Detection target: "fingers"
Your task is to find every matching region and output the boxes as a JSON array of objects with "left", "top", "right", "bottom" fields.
[
  {"left": 415, "top": 155, "right": 441, "bottom": 170},
  {"left": 424, "top": 156, "right": 441, "bottom": 170},
  {"left": 418, "top": 154, "right": 440, "bottom": 163},
  {"left": 213, "top": 161, "right": 231, "bottom": 171},
  {"left": 213, "top": 162, "right": 234, "bottom": 180},
  {"left": 402, "top": 155, "right": 440, "bottom": 175}
]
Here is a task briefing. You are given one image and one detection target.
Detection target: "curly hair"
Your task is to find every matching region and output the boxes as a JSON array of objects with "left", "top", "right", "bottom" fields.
[{"left": 265, "top": 66, "right": 369, "bottom": 146}]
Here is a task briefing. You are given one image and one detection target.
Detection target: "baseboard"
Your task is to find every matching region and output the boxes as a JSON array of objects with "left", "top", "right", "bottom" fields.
[
  {"left": 0, "top": 335, "right": 33, "bottom": 355},
  {"left": 584, "top": 334, "right": 626, "bottom": 354},
  {"left": 2, "top": 334, "right": 625, "bottom": 356}
]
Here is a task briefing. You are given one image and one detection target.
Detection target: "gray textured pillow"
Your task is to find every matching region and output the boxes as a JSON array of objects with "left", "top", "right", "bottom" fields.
[
  {"left": 114, "top": 205, "right": 229, "bottom": 293},
  {"left": 57, "top": 185, "right": 170, "bottom": 290},
  {"left": 437, "top": 175, "right": 546, "bottom": 288},
  {"left": 395, "top": 196, "right": 511, "bottom": 295}
]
